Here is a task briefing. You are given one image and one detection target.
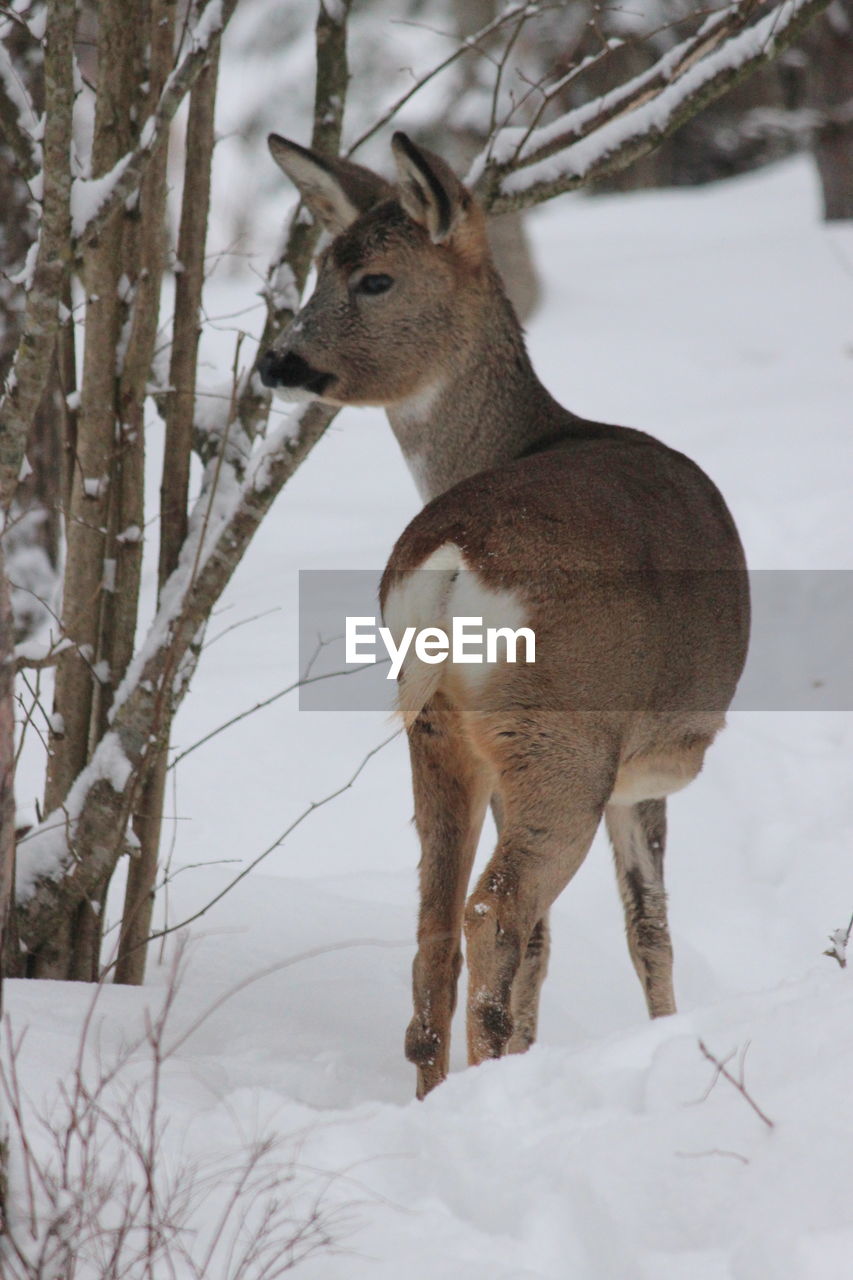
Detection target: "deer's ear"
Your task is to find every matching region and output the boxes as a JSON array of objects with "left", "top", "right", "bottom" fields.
[
  {"left": 391, "top": 132, "right": 474, "bottom": 246},
  {"left": 268, "top": 135, "right": 392, "bottom": 235}
]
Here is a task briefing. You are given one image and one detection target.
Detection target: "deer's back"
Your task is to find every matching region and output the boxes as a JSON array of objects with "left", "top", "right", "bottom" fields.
[{"left": 387, "top": 421, "right": 745, "bottom": 574}]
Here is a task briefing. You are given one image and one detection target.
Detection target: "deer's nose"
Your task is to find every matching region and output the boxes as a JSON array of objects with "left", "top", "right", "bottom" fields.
[{"left": 258, "top": 348, "right": 332, "bottom": 394}]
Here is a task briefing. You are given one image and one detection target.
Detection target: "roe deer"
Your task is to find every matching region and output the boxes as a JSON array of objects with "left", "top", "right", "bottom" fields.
[{"left": 261, "top": 132, "right": 750, "bottom": 1098}]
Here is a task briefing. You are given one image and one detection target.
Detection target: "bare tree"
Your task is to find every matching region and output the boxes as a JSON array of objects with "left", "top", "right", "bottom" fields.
[
  {"left": 0, "top": 0, "right": 836, "bottom": 996},
  {"left": 802, "top": 0, "right": 853, "bottom": 219}
]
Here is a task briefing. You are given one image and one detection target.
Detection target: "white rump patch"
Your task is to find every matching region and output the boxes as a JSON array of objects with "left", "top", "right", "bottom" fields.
[
  {"left": 382, "top": 542, "right": 531, "bottom": 723},
  {"left": 383, "top": 543, "right": 464, "bottom": 646},
  {"left": 445, "top": 570, "right": 530, "bottom": 690}
]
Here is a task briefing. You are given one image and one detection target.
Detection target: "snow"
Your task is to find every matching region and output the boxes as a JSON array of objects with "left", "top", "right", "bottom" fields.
[
  {"left": 82, "top": 475, "right": 105, "bottom": 498},
  {"left": 8, "top": 239, "right": 40, "bottom": 289},
  {"left": 7, "top": 156, "right": 853, "bottom": 1276},
  {"left": 71, "top": 155, "right": 133, "bottom": 237},
  {"left": 320, "top": 0, "right": 347, "bottom": 22},
  {"left": 191, "top": 0, "right": 225, "bottom": 51}
]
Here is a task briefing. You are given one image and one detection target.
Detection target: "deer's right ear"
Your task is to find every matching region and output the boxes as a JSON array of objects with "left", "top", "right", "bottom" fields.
[
  {"left": 391, "top": 132, "right": 473, "bottom": 246},
  {"left": 268, "top": 135, "right": 391, "bottom": 236}
]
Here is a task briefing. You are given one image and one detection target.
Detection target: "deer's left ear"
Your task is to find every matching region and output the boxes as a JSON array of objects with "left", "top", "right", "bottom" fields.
[{"left": 391, "top": 132, "right": 477, "bottom": 246}]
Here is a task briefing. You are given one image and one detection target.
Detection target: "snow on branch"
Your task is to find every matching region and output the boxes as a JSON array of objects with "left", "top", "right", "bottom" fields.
[
  {"left": 474, "top": 0, "right": 837, "bottom": 212},
  {"left": 71, "top": 0, "right": 238, "bottom": 250}
]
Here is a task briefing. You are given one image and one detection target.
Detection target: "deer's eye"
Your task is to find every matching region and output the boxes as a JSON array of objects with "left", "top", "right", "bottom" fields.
[{"left": 357, "top": 273, "right": 393, "bottom": 296}]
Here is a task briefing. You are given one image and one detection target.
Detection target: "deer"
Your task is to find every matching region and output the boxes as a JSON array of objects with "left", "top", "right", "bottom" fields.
[{"left": 259, "top": 132, "right": 750, "bottom": 1099}]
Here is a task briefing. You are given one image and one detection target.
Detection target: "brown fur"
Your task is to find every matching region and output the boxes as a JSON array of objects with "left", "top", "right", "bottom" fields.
[{"left": 265, "top": 132, "right": 750, "bottom": 1098}]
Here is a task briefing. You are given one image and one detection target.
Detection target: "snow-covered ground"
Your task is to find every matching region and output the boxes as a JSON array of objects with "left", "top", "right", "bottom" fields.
[{"left": 6, "top": 155, "right": 853, "bottom": 1278}]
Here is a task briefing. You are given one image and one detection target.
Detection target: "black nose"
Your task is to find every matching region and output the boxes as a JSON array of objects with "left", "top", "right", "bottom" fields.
[{"left": 257, "top": 349, "right": 333, "bottom": 395}]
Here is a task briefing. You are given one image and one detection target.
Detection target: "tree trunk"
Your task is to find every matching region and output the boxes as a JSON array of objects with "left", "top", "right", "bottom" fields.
[
  {"left": 805, "top": 0, "right": 853, "bottom": 220},
  {"left": 116, "top": 8, "right": 214, "bottom": 985},
  {"left": 40, "top": 0, "right": 175, "bottom": 980}
]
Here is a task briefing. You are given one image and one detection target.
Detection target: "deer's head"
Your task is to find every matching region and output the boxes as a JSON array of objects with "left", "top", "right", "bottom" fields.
[{"left": 259, "top": 134, "right": 491, "bottom": 407}]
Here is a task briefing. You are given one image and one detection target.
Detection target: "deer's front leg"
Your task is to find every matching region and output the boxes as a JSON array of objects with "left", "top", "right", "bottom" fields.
[{"left": 405, "top": 696, "right": 492, "bottom": 1098}]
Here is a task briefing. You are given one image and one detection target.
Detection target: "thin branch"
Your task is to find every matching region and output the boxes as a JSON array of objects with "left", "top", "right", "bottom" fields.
[
  {"left": 487, "top": 8, "right": 529, "bottom": 146},
  {"left": 13, "top": 668, "right": 51, "bottom": 770},
  {"left": 476, "top": 0, "right": 835, "bottom": 213},
  {"left": 500, "top": 3, "right": 741, "bottom": 169},
  {"left": 697, "top": 1039, "right": 775, "bottom": 1130},
  {"left": 510, "top": 0, "right": 757, "bottom": 172},
  {"left": 144, "top": 729, "right": 402, "bottom": 951},
  {"left": 235, "top": 0, "right": 353, "bottom": 445},
  {"left": 676, "top": 1147, "right": 750, "bottom": 1164},
  {"left": 202, "top": 605, "right": 282, "bottom": 650},
  {"left": 823, "top": 912, "right": 853, "bottom": 968},
  {"left": 345, "top": 1, "right": 550, "bottom": 158},
  {"left": 169, "top": 656, "right": 389, "bottom": 770},
  {"left": 14, "top": 638, "right": 74, "bottom": 672}
]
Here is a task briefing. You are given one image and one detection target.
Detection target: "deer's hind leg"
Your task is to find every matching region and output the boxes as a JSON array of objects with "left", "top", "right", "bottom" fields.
[
  {"left": 605, "top": 798, "right": 676, "bottom": 1018},
  {"left": 464, "top": 725, "right": 614, "bottom": 1065},
  {"left": 488, "top": 797, "right": 551, "bottom": 1056},
  {"left": 405, "top": 694, "right": 493, "bottom": 1099},
  {"left": 508, "top": 911, "right": 550, "bottom": 1054}
]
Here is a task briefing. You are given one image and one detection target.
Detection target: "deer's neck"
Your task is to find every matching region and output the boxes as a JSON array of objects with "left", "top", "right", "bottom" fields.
[{"left": 386, "top": 276, "right": 573, "bottom": 502}]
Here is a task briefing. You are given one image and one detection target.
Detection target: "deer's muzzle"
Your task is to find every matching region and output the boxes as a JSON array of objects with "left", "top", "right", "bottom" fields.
[{"left": 258, "top": 349, "right": 334, "bottom": 396}]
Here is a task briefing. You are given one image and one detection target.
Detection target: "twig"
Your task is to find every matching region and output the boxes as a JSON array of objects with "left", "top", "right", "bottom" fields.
[
  {"left": 823, "top": 912, "right": 853, "bottom": 968},
  {"left": 235, "top": 0, "right": 354, "bottom": 445},
  {"left": 141, "top": 729, "right": 402, "bottom": 953},
  {"left": 168, "top": 656, "right": 389, "bottom": 770},
  {"left": 202, "top": 606, "right": 283, "bottom": 650},
  {"left": 13, "top": 668, "right": 51, "bottom": 770},
  {"left": 476, "top": 0, "right": 834, "bottom": 213},
  {"left": 676, "top": 1147, "right": 749, "bottom": 1164},
  {"left": 346, "top": 2, "right": 549, "bottom": 158},
  {"left": 697, "top": 1038, "right": 775, "bottom": 1129},
  {"left": 0, "top": 944, "right": 351, "bottom": 1273},
  {"left": 14, "top": 637, "right": 74, "bottom": 672},
  {"left": 500, "top": 3, "right": 741, "bottom": 168},
  {"left": 487, "top": 8, "right": 529, "bottom": 144}
]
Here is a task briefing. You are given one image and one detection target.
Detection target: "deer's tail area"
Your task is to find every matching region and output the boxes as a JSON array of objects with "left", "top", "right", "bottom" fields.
[
  {"left": 382, "top": 541, "right": 534, "bottom": 728},
  {"left": 381, "top": 543, "right": 466, "bottom": 727}
]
